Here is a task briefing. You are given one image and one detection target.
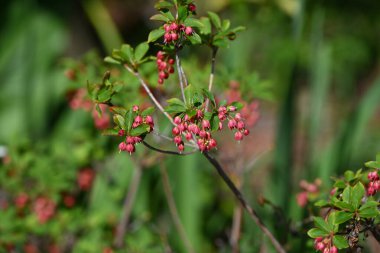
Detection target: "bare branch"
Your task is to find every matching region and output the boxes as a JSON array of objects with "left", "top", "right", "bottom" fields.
[
  {"left": 175, "top": 53, "right": 187, "bottom": 102},
  {"left": 142, "top": 141, "right": 197, "bottom": 156},
  {"left": 203, "top": 152, "right": 286, "bottom": 253},
  {"left": 205, "top": 47, "right": 218, "bottom": 110},
  {"left": 124, "top": 65, "right": 174, "bottom": 125}
]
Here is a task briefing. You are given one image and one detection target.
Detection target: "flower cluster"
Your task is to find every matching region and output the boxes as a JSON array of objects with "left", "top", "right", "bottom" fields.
[
  {"left": 163, "top": 22, "right": 193, "bottom": 44},
  {"left": 156, "top": 51, "right": 175, "bottom": 85},
  {"left": 171, "top": 105, "right": 249, "bottom": 152},
  {"left": 367, "top": 170, "right": 380, "bottom": 196},
  {"left": 314, "top": 237, "right": 338, "bottom": 253},
  {"left": 118, "top": 106, "right": 154, "bottom": 154}
]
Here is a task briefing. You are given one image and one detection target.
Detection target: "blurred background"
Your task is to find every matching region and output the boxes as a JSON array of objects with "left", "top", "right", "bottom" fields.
[{"left": 0, "top": 0, "right": 380, "bottom": 252}]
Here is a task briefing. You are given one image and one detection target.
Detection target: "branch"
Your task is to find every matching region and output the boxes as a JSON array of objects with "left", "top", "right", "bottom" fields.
[
  {"left": 114, "top": 161, "right": 143, "bottom": 248},
  {"left": 203, "top": 152, "right": 286, "bottom": 253},
  {"left": 175, "top": 53, "right": 187, "bottom": 102},
  {"left": 160, "top": 165, "right": 196, "bottom": 253},
  {"left": 142, "top": 141, "right": 197, "bottom": 156},
  {"left": 124, "top": 65, "right": 174, "bottom": 125},
  {"left": 205, "top": 47, "right": 218, "bottom": 110}
]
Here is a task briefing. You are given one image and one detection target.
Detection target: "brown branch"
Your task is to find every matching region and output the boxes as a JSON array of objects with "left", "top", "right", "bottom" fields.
[
  {"left": 205, "top": 47, "right": 218, "bottom": 110},
  {"left": 114, "top": 162, "right": 143, "bottom": 248},
  {"left": 160, "top": 165, "right": 196, "bottom": 253},
  {"left": 142, "top": 141, "right": 197, "bottom": 156},
  {"left": 231, "top": 205, "right": 243, "bottom": 253},
  {"left": 203, "top": 152, "right": 286, "bottom": 253}
]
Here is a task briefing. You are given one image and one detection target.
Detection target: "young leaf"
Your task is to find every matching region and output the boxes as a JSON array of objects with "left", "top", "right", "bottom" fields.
[
  {"left": 313, "top": 217, "right": 332, "bottom": 233},
  {"left": 230, "top": 101, "right": 243, "bottom": 110},
  {"left": 344, "top": 170, "right": 355, "bottom": 181},
  {"left": 333, "top": 235, "right": 349, "bottom": 249},
  {"left": 178, "top": 6, "right": 188, "bottom": 21},
  {"left": 222, "top": 20, "right": 230, "bottom": 31},
  {"left": 104, "top": 56, "right": 121, "bottom": 65},
  {"left": 110, "top": 107, "right": 127, "bottom": 115},
  {"left": 314, "top": 200, "right": 330, "bottom": 207},
  {"left": 184, "top": 18, "right": 204, "bottom": 28},
  {"left": 150, "top": 13, "right": 171, "bottom": 22},
  {"left": 210, "top": 115, "right": 220, "bottom": 132},
  {"left": 359, "top": 201, "right": 380, "bottom": 218},
  {"left": 125, "top": 109, "right": 134, "bottom": 132},
  {"left": 148, "top": 28, "right": 165, "bottom": 43},
  {"left": 208, "top": 11, "right": 221, "bottom": 29},
  {"left": 307, "top": 228, "right": 329, "bottom": 238},
  {"left": 351, "top": 182, "right": 365, "bottom": 209},
  {"left": 154, "top": 1, "right": 174, "bottom": 10},
  {"left": 97, "top": 88, "right": 113, "bottom": 103},
  {"left": 199, "top": 17, "right": 211, "bottom": 35},
  {"left": 184, "top": 84, "right": 196, "bottom": 105},
  {"left": 365, "top": 161, "right": 380, "bottom": 169},
  {"left": 202, "top": 88, "right": 216, "bottom": 107},
  {"left": 161, "top": 11, "right": 175, "bottom": 21},
  {"left": 130, "top": 124, "right": 150, "bottom": 136},
  {"left": 113, "top": 114, "right": 125, "bottom": 130},
  {"left": 141, "top": 107, "right": 155, "bottom": 116},
  {"left": 188, "top": 33, "right": 202, "bottom": 44},
  {"left": 121, "top": 44, "right": 134, "bottom": 63},
  {"left": 332, "top": 200, "right": 355, "bottom": 212},
  {"left": 334, "top": 211, "right": 354, "bottom": 225},
  {"left": 134, "top": 42, "right": 149, "bottom": 62}
]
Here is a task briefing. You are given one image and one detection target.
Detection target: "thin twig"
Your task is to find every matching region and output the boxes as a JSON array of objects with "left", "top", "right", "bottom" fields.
[
  {"left": 142, "top": 141, "right": 196, "bottom": 156},
  {"left": 205, "top": 47, "right": 218, "bottom": 110},
  {"left": 160, "top": 164, "right": 196, "bottom": 253},
  {"left": 114, "top": 161, "right": 143, "bottom": 248},
  {"left": 203, "top": 152, "right": 286, "bottom": 253},
  {"left": 175, "top": 53, "right": 187, "bottom": 102},
  {"left": 124, "top": 65, "right": 174, "bottom": 125}
]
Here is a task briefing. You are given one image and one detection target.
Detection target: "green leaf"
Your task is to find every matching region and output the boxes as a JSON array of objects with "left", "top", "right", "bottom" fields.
[
  {"left": 327, "top": 212, "right": 339, "bottom": 232},
  {"left": 221, "top": 20, "right": 230, "bottom": 31},
  {"left": 134, "top": 42, "right": 149, "bottom": 62},
  {"left": 314, "top": 200, "right": 330, "bottom": 207},
  {"left": 104, "top": 56, "right": 121, "bottom": 65},
  {"left": 334, "top": 211, "right": 354, "bottom": 225},
  {"left": 110, "top": 107, "right": 127, "bottom": 115},
  {"left": 165, "top": 98, "right": 186, "bottom": 114},
  {"left": 184, "top": 85, "right": 196, "bottom": 105},
  {"left": 178, "top": 6, "right": 188, "bottom": 21},
  {"left": 95, "top": 103, "right": 102, "bottom": 117},
  {"left": 121, "top": 44, "right": 134, "bottom": 63},
  {"left": 150, "top": 13, "right": 171, "bottom": 22},
  {"left": 351, "top": 182, "right": 365, "bottom": 209},
  {"left": 188, "top": 33, "right": 202, "bottom": 45},
  {"left": 344, "top": 170, "right": 355, "bottom": 181},
  {"left": 231, "top": 26, "right": 246, "bottom": 33},
  {"left": 167, "top": 98, "right": 186, "bottom": 107},
  {"left": 208, "top": 11, "right": 221, "bottom": 29},
  {"left": 333, "top": 235, "right": 349, "bottom": 249},
  {"left": 332, "top": 200, "right": 355, "bottom": 212},
  {"left": 130, "top": 124, "right": 150, "bottom": 136},
  {"left": 161, "top": 11, "right": 175, "bottom": 21},
  {"left": 154, "top": 1, "right": 174, "bottom": 10},
  {"left": 333, "top": 179, "right": 346, "bottom": 189},
  {"left": 113, "top": 115, "right": 125, "bottom": 130},
  {"left": 102, "top": 129, "right": 119, "bottom": 136},
  {"left": 313, "top": 217, "right": 332, "bottom": 232},
  {"left": 230, "top": 101, "right": 243, "bottom": 110},
  {"left": 210, "top": 115, "right": 220, "bottom": 132},
  {"left": 141, "top": 107, "right": 155, "bottom": 116},
  {"left": 125, "top": 109, "right": 134, "bottom": 132},
  {"left": 148, "top": 28, "right": 165, "bottom": 43},
  {"left": 365, "top": 161, "right": 380, "bottom": 169},
  {"left": 359, "top": 201, "right": 380, "bottom": 218},
  {"left": 184, "top": 18, "right": 204, "bottom": 28},
  {"left": 307, "top": 228, "right": 329, "bottom": 238},
  {"left": 212, "top": 38, "right": 229, "bottom": 48},
  {"left": 199, "top": 17, "right": 211, "bottom": 35},
  {"left": 202, "top": 89, "right": 215, "bottom": 107},
  {"left": 97, "top": 88, "right": 112, "bottom": 103}
]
